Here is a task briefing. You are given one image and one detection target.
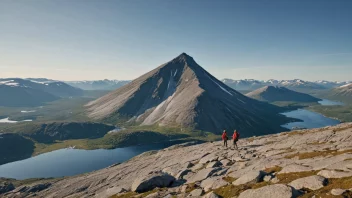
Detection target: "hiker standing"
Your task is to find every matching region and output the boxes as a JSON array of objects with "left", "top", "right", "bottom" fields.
[
  {"left": 232, "top": 130, "right": 240, "bottom": 149},
  {"left": 222, "top": 130, "right": 228, "bottom": 147}
]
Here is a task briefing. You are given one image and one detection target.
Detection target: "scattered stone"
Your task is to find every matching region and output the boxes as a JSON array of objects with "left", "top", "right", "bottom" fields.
[
  {"left": 206, "top": 161, "right": 222, "bottom": 168},
  {"left": 288, "top": 175, "right": 327, "bottom": 191},
  {"left": 131, "top": 172, "right": 175, "bottom": 193},
  {"left": 233, "top": 171, "right": 266, "bottom": 186},
  {"left": 263, "top": 175, "right": 273, "bottom": 182},
  {"left": 318, "top": 170, "right": 352, "bottom": 178},
  {"left": 238, "top": 184, "right": 296, "bottom": 198},
  {"left": 220, "top": 159, "right": 231, "bottom": 166},
  {"left": 188, "top": 189, "right": 204, "bottom": 197},
  {"left": 187, "top": 168, "right": 221, "bottom": 183},
  {"left": 203, "top": 191, "right": 220, "bottom": 198},
  {"left": 271, "top": 177, "right": 280, "bottom": 184},
  {"left": 176, "top": 169, "right": 192, "bottom": 180},
  {"left": 331, "top": 189, "right": 346, "bottom": 196}
]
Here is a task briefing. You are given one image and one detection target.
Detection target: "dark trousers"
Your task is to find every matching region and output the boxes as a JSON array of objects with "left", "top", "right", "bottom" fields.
[
  {"left": 233, "top": 139, "right": 238, "bottom": 149},
  {"left": 223, "top": 139, "right": 228, "bottom": 147}
]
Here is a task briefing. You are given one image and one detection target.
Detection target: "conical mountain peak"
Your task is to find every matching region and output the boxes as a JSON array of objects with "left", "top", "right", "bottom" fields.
[
  {"left": 87, "top": 53, "right": 291, "bottom": 135},
  {"left": 170, "top": 52, "right": 196, "bottom": 65}
]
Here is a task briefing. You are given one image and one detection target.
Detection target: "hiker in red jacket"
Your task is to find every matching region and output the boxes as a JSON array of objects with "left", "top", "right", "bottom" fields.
[
  {"left": 232, "top": 130, "right": 240, "bottom": 149},
  {"left": 222, "top": 130, "right": 228, "bottom": 147}
]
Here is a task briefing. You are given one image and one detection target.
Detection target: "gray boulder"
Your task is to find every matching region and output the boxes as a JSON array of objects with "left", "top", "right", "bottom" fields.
[
  {"left": 238, "top": 184, "right": 296, "bottom": 198},
  {"left": 331, "top": 189, "right": 346, "bottom": 196},
  {"left": 187, "top": 168, "right": 221, "bottom": 183},
  {"left": 176, "top": 169, "right": 192, "bottom": 180},
  {"left": 288, "top": 175, "right": 327, "bottom": 190},
  {"left": 318, "top": 170, "right": 352, "bottom": 178},
  {"left": 131, "top": 172, "right": 175, "bottom": 193},
  {"left": 0, "top": 182, "right": 15, "bottom": 194},
  {"left": 233, "top": 170, "right": 266, "bottom": 186},
  {"left": 206, "top": 161, "right": 222, "bottom": 168}
]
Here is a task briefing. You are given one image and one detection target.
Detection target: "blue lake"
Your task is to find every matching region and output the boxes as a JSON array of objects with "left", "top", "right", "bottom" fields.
[
  {"left": 0, "top": 140, "right": 194, "bottom": 180},
  {"left": 281, "top": 109, "right": 340, "bottom": 130},
  {"left": 318, "top": 99, "right": 344, "bottom": 106}
]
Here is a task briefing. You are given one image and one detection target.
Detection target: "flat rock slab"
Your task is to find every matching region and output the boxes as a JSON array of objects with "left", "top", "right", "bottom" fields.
[
  {"left": 289, "top": 175, "right": 327, "bottom": 191},
  {"left": 187, "top": 168, "right": 220, "bottom": 184},
  {"left": 318, "top": 170, "right": 352, "bottom": 178},
  {"left": 238, "top": 184, "right": 296, "bottom": 198},
  {"left": 200, "top": 176, "right": 228, "bottom": 192},
  {"left": 279, "top": 164, "right": 313, "bottom": 174},
  {"left": 233, "top": 170, "right": 266, "bottom": 186},
  {"left": 131, "top": 172, "right": 175, "bottom": 193}
]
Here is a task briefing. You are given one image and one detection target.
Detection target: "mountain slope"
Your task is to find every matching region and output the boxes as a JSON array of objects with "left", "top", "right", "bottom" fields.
[
  {"left": 87, "top": 53, "right": 291, "bottom": 136},
  {"left": 333, "top": 83, "right": 352, "bottom": 97},
  {"left": 246, "top": 86, "right": 321, "bottom": 103},
  {"left": 0, "top": 83, "right": 59, "bottom": 107}
]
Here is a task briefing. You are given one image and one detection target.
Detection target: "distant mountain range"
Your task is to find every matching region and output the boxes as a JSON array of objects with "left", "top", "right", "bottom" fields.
[
  {"left": 66, "top": 80, "right": 130, "bottom": 90},
  {"left": 67, "top": 78, "right": 351, "bottom": 91},
  {"left": 86, "top": 53, "right": 291, "bottom": 136},
  {"left": 222, "top": 79, "right": 351, "bottom": 91},
  {"left": 246, "top": 86, "right": 321, "bottom": 103},
  {"left": 0, "top": 78, "right": 83, "bottom": 107}
]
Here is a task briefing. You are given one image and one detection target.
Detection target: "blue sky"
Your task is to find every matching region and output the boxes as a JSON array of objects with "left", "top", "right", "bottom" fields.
[{"left": 0, "top": 0, "right": 351, "bottom": 81}]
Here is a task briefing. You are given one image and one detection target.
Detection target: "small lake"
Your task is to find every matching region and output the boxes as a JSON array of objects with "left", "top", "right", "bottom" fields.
[
  {"left": 318, "top": 99, "right": 344, "bottom": 106},
  {"left": 0, "top": 117, "right": 33, "bottom": 123},
  {"left": 0, "top": 140, "right": 196, "bottom": 180},
  {"left": 281, "top": 109, "right": 340, "bottom": 130}
]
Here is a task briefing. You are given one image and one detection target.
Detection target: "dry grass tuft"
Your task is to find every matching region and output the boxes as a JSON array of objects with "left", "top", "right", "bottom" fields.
[{"left": 222, "top": 176, "right": 237, "bottom": 183}]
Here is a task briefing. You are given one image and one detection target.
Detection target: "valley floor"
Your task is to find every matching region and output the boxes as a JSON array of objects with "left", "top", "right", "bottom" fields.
[{"left": 2, "top": 123, "right": 352, "bottom": 198}]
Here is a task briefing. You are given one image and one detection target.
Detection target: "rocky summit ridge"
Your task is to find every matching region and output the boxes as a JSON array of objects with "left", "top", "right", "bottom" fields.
[
  {"left": 3, "top": 122, "right": 352, "bottom": 198},
  {"left": 86, "top": 53, "right": 290, "bottom": 136}
]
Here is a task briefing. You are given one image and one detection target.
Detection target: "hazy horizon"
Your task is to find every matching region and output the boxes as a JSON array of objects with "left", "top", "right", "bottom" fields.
[{"left": 1, "top": 0, "right": 351, "bottom": 81}]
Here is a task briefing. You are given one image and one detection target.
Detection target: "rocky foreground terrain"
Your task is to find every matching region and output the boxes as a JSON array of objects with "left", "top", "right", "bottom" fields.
[{"left": 2, "top": 123, "right": 352, "bottom": 198}]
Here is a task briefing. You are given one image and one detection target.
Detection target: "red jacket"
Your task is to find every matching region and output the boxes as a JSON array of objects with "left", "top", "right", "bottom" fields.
[
  {"left": 222, "top": 132, "right": 228, "bottom": 140},
  {"left": 233, "top": 132, "right": 239, "bottom": 140}
]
